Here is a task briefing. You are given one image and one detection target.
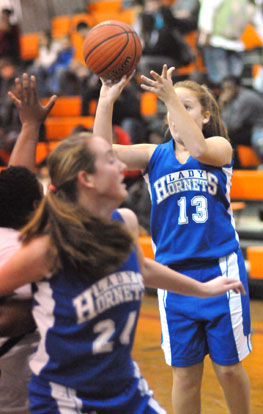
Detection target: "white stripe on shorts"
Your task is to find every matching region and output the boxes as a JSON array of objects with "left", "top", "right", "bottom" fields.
[
  {"left": 50, "top": 381, "right": 83, "bottom": 414},
  {"left": 219, "top": 252, "right": 252, "bottom": 361},
  {"left": 148, "top": 396, "right": 167, "bottom": 414},
  {"left": 157, "top": 289, "right": 172, "bottom": 366}
]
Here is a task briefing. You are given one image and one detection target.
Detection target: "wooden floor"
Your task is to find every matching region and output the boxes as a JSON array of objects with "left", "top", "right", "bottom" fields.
[{"left": 133, "top": 294, "right": 263, "bottom": 414}]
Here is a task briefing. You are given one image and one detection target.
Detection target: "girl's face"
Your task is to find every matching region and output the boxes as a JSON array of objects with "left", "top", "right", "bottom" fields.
[
  {"left": 87, "top": 136, "right": 128, "bottom": 203},
  {"left": 170, "top": 87, "right": 209, "bottom": 141}
]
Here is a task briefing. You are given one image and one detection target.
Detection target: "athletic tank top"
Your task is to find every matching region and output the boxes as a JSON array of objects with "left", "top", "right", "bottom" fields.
[
  {"left": 144, "top": 139, "right": 239, "bottom": 266},
  {"left": 30, "top": 211, "right": 144, "bottom": 395}
]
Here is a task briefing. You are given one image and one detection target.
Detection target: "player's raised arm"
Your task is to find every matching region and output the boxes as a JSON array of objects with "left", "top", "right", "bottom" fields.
[
  {"left": 93, "top": 74, "right": 133, "bottom": 144},
  {"left": 8, "top": 73, "right": 57, "bottom": 170},
  {"left": 93, "top": 75, "right": 155, "bottom": 171}
]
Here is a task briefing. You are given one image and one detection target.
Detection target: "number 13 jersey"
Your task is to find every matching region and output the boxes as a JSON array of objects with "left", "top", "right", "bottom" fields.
[{"left": 144, "top": 139, "right": 239, "bottom": 266}]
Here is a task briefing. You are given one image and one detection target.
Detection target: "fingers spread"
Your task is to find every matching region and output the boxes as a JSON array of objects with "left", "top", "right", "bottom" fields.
[
  {"left": 44, "top": 95, "right": 57, "bottom": 112},
  {"left": 8, "top": 91, "right": 21, "bottom": 106}
]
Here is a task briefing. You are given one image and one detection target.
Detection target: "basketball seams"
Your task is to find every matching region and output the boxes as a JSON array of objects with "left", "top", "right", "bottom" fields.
[
  {"left": 94, "top": 22, "right": 131, "bottom": 33},
  {"left": 84, "top": 32, "right": 132, "bottom": 61},
  {"left": 83, "top": 20, "right": 142, "bottom": 81},
  {"left": 96, "top": 34, "right": 130, "bottom": 75}
]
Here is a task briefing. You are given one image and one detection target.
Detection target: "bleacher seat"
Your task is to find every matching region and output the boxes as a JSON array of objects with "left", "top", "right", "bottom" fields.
[
  {"left": 241, "top": 24, "right": 263, "bottom": 50},
  {"left": 45, "top": 116, "right": 94, "bottom": 140},
  {"left": 230, "top": 170, "right": 263, "bottom": 201},
  {"left": 140, "top": 92, "right": 157, "bottom": 117},
  {"left": 51, "top": 15, "right": 72, "bottom": 38},
  {"left": 88, "top": 0, "right": 122, "bottom": 13},
  {"left": 247, "top": 246, "right": 263, "bottom": 279},
  {"left": 237, "top": 145, "right": 259, "bottom": 168},
  {"left": 35, "top": 141, "right": 61, "bottom": 165},
  {"left": 139, "top": 236, "right": 154, "bottom": 260},
  {"left": 20, "top": 32, "right": 40, "bottom": 61},
  {"left": 42, "top": 96, "right": 82, "bottom": 117}
]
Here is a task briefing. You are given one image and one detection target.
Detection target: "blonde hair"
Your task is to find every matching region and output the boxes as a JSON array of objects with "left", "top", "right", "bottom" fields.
[{"left": 20, "top": 133, "right": 134, "bottom": 281}]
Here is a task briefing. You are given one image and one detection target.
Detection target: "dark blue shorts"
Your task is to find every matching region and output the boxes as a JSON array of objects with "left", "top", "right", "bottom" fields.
[
  {"left": 28, "top": 362, "right": 166, "bottom": 414},
  {"left": 158, "top": 249, "right": 252, "bottom": 367}
]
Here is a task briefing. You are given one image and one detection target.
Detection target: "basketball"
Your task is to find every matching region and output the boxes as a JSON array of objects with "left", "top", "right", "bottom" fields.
[{"left": 83, "top": 20, "right": 142, "bottom": 82}]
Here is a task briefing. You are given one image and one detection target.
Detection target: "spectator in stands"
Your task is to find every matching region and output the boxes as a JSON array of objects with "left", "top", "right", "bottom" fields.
[
  {"left": 81, "top": 71, "right": 101, "bottom": 114},
  {"left": 136, "top": 11, "right": 194, "bottom": 77},
  {"left": 47, "top": 35, "right": 75, "bottom": 95},
  {"left": 59, "top": 21, "right": 92, "bottom": 97},
  {"left": 29, "top": 31, "right": 62, "bottom": 97},
  {"left": 0, "top": 58, "right": 21, "bottom": 156},
  {"left": 198, "top": 0, "right": 263, "bottom": 88},
  {"left": 30, "top": 33, "right": 74, "bottom": 97},
  {"left": 170, "top": 0, "right": 200, "bottom": 33},
  {"left": 218, "top": 75, "right": 263, "bottom": 168},
  {"left": 122, "top": 174, "right": 151, "bottom": 234},
  {"left": 0, "top": 8, "right": 20, "bottom": 64},
  {"left": 112, "top": 76, "right": 149, "bottom": 144}
]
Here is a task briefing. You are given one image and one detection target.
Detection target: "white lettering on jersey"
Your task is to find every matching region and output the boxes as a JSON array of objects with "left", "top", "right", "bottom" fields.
[
  {"left": 154, "top": 169, "right": 218, "bottom": 204},
  {"left": 73, "top": 272, "right": 144, "bottom": 324}
]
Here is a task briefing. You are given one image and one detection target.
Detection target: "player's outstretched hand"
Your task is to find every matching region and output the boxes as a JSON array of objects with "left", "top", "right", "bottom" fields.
[
  {"left": 140, "top": 64, "right": 176, "bottom": 104},
  {"left": 8, "top": 73, "right": 57, "bottom": 126},
  {"left": 203, "top": 276, "right": 246, "bottom": 297},
  {"left": 99, "top": 70, "right": 135, "bottom": 102}
]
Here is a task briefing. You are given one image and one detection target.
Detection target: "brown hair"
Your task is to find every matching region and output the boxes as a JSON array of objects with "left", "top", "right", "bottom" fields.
[
  {"left": 20, "top": 133, "right": 134, "bottom": 281},
  {"left": 174, "top": 80, "right": 230, "bottom": 140}
]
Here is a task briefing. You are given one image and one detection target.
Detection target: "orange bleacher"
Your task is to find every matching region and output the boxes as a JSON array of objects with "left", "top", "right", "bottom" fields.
[
  {"left": 139, "top": 236, "right": 154, "bottom": 260},
  {"left": 88, "top": 0, "right": 122, "bottom": 13},
  {"left": 35, "top": 141, "right": 61, "bottom": 165},
  {"left": 42, "top": 96, "right": 82, "bottom": 117},
  {"left": 230, "top": 169, "right": 263, "bottom": 280},
  {"left": 20, "top": 32, "right": 40, "bottom": 61},
  {"left": 51, "top": 15, "right": 72, "bottom": 39},
  {"left": 140, "top": 92, "right": 157, "bottom": 117},
  {"left": 237, "top": 145, "right": 260, "bottom": 168},
  {"left": 45, "top": 116, "right": 94, "bottom": 140},
  {"left": 230, "top": 170, "right": 263, "bottom": 201},
  {"left": 247, "top": 246, "right": 263, "bottom": 280}
]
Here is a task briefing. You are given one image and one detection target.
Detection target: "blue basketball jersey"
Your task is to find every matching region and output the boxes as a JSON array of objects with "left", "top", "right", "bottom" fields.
[
  {"left": 30, "top": 210, "right": 144, "bottom": 396},
  {"left": 144, "top": 139, "right": 239, "bottom": 266}
]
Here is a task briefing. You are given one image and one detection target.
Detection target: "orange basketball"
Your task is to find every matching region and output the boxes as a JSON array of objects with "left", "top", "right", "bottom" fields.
[{"left": 83, "top": 20, "right": 142, "bottom": 81}]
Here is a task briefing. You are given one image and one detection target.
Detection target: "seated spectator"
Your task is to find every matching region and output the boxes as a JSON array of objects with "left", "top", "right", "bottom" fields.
[
  {"left": 170, "top": 0, "right": 200, "bottom": 33},
  {"left": 47, "top": 35, "right": 75, "bottom": 95},
  {"left": 0, "top": 58, "right": 21, "bottom": 156},
  {"left": 29, "top": 31, "right": 62, "bottom": 97},
  {"left": 30, "top": 33, "right": 74, "bottom": 96},
  {"left": 81, "top": 71, "right": 101, "bottom": 114},
  {"left": 218, "top": 75, "right": 263, "bottom": 168},
  {"left": 198, "top": 0, "right": 263, "bottom": 88},
  {"left": 122, "top": 175, "right": 151, "bottom": 234},
  {"left": 113, "top": 124, "right": 141, "bottom": 182},
  {"left": 112, "top": 76, "right": 149, "bottom": 144},
  {"left": 0, "top": 8, "right": 20, "bottom": 64},
  {"left": 59, "top": 21, "right": 92, "bottom": 96},
  {"left": 136, "top": 12, "right": 194, "bottom": 77}
]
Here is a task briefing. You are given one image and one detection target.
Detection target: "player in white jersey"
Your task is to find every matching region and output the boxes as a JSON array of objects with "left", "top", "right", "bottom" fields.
[
  {"left": 93, "top": 66, "right": 251, "bottom": 414},
  {"left": 0, "top": 74, "right": 56, "bottom": 414},
  {"left": 0, "top": 131, "right": 244, "bottom": 414},
  {"left": 0, "top": 169, "right": 41, "bottom": 414}
]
